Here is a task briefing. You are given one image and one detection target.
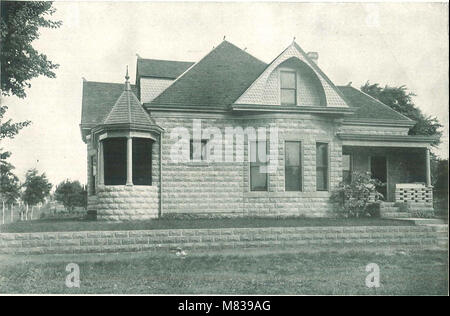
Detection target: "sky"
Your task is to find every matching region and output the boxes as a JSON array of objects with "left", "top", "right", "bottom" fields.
[{"left": 1, "top": 1, "right": 448, "bottom": 186}]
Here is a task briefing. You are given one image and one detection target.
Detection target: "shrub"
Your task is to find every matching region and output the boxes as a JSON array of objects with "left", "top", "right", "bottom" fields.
[
  {"left": 330, "top": 172, "right": 384, "bottom": 218},
  {"left": 54, "top": 180, "right": 87, "bottom": 211}
]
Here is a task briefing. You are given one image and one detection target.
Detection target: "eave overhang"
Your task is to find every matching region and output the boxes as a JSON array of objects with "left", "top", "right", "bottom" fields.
[
  {"left": 92, "top": 123, "right": 164, "bottom": 136},
  {"left": 337, "top": 133, "right": 438, "bottom": 148},
  {"left": 232, "top": 104, "right": 355, "bottom": 115},
  {"left": 342, "top": 118, "right": 416, "bottom": 128},
  {"left": 144, "top": 103, "right": 229, "bottom": 113}
]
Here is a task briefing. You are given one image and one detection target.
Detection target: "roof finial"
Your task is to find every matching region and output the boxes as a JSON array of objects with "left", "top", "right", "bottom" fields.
[
  {"left": 124, "top": 65, "right": 131, "bottom": 91},
  {"left": 293, "top": 36, "right": 296, "bottom": 43},
  {"left": 223, "top": 35, "right": 226, "bottom": 41}
]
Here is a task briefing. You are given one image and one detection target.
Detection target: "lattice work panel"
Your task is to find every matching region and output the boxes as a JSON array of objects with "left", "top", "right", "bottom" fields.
[{"left": 395, "top": 184, "right": 433, "bottom": 205}]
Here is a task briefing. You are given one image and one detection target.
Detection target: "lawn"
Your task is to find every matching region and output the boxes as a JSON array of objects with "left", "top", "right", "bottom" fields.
[
  {"left": 0, "top": 217, "right": 414, "bottom": 233},
  {"left": 0, "top": 248, "right": 447, "bottom": 294}
]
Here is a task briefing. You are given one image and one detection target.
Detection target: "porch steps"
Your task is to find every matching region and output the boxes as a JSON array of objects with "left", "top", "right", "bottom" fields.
[
  {"left": 380, "top": 202, "right": 435, "bottom": 219},
  {"left": 398, "top": 218, "right": 446, "bottom": 226},
  {"left": 381, "top": 212, "right": 411, "bottom": 219},
  {"left": 379, "top": 204, "right": 408, "bottom": 219}
]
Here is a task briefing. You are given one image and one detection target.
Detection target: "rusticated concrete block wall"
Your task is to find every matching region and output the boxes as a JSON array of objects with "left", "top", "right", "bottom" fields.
[
  {"left": 155, "top": 115, "right": 342, "bottom": 218},
  {"left": 96, "top": 185, "right": 159, "bottom": 221},
  {"left": 0, "top": 225, "right": 447, "bottom": 255}
]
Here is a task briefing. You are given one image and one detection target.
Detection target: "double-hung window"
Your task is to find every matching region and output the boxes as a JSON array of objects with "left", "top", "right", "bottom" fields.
[
  {"left": 285, "top": 141, "right": 302, "bottom": 191},
  {"left": 190, "top": 139, "right": 208, "bottom": 161},
  {"left": 316, "top": 143, "right": 329, "bottom": 191},
  {"left": 250, "top": 141, "right": 268, "bottom": 191},
  {"left": 280, "top": 71, "right": 297, "bottom": 105}
]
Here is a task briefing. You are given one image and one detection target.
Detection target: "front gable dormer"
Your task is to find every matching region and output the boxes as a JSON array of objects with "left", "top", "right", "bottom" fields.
[{"left": 234, "top": 42, "right": 349, "bottom": 108}]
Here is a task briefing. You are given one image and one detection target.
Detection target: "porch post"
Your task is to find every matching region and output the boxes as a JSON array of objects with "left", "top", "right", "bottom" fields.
[
  {"left": 126, "top": 136, "right": 133, "bottom": 185},
  {"left": 425, "top": 147, "right": 431, "bottom": 187},
  {"left": 98, "top": 141, "right": 104, "bottom": 185}
]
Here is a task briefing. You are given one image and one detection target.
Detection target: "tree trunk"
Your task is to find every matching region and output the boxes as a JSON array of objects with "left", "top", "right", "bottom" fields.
[
  {"left": 2, "top": 200, "right": 4, "bottom": 225},
  {"left": 11, "top": 204, "right": 13, "bottom": 223}
]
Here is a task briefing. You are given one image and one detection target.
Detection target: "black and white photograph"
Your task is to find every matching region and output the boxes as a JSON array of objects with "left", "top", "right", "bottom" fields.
[{"left": 0, "top": 0, "right": 448, "bottom": 298}]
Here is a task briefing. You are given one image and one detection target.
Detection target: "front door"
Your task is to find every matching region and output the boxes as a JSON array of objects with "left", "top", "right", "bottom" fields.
[{"left": 370, "top": 156, "right": 387, "bottom": 200}]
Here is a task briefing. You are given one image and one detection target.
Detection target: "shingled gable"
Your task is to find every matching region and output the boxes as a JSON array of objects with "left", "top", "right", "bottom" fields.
[
  {"left": 147, "top": 40, "right": 267, "bottom": 108},
  {"left": 234, "top": 41, "right": 350, "bottom": 108}
]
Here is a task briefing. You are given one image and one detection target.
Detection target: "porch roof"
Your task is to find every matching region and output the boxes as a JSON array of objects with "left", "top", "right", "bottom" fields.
[{"left": 337, "top": 133, "right": 438, "bottom": 148}]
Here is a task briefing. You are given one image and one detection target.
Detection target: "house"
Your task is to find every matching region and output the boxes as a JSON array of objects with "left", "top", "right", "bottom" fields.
[{"left": 80, "top": 40, "right": 436, "bottom": 221}]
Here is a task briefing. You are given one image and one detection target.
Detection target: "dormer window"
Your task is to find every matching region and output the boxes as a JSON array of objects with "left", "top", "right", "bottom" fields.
[{"left": 280, "top": 70, "right": 297, "bottom": 105}]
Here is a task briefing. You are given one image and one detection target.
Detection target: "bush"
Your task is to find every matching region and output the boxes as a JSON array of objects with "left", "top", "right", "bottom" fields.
[
  {"left": 330, "top": 172, "right": 384, "bottom": 218},
  {"left": 54, "top": 180, "right": 87, "bottom": 211}
]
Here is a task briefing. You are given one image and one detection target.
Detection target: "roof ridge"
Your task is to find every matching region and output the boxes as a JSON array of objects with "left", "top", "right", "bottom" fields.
[
  {"left": 83, "top": 80, "right": 136, "bottom": 86},
  {"left": 127, "top": 88, "right": 132, "bottom": 124},
  {"left": 137, "top": 57, "right": 194, "bottom": 64},
  {"left": 151, "top": 41, "right": 226, "bottom": 94},
  {"left": 150, "top": 40, "right": 267, "bottom": 106},
  {"left": 221, "top": 40, "right": 267, "bottom": 66},
  {"left": 102, "top": 87, "right": 154, "bottom": 126}
]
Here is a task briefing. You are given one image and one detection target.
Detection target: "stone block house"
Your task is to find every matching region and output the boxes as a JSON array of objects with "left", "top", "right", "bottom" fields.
[{"left": 80, "top": 40, "right": 436, "bottom": 221}]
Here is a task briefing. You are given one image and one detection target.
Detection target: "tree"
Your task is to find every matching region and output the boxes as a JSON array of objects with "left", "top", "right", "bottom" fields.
[
  {"left": 0, "top": 105, "right": 23, "bottom": 206},
  {"left": 1, "top": 2, "right": 61, "bottom": 191},
  {"left": 361, "top": 82, "right": 443, "bottom": 146},
  {"left": 0, "top": 105, "right": 31, "bottom": 166},
  {"left": 54, "top": 180, "right": 86, "bottom": 211},
  {"left": 0, "top": 153, "right": 21, "bottom": 205},
  {"left": 22, "top": 168, "right": 51, "bottom": 206},
  {"left": 1, "top": 1, "right": 62, "bottom": 98}
]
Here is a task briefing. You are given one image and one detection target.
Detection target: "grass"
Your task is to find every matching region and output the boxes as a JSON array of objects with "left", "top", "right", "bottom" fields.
[
  {"left": 0, "top": 248, "right": 447, "bottom": 294},
  {"left": 0, "top": 217, "right": 414, "bottom": 233}
]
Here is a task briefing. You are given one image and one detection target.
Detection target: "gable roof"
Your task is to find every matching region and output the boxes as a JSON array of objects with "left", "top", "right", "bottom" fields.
[
  {"left": 234, "top": 41, "right": 349, "bottom": 108},
  {"left": 337, "top": 85, "right": 414, "bottom": 122},
  {"left": 81, "top": 81, "right": 138, "bottom": 127},
  {"left": 102, "top": 82, "right": 156, "bottom": 127},
  {"left": 137, "top": 58, "right": 194, "bottom": 79},
  {"left": 148, "top": 41, "right": 268, "bottom": 107}
]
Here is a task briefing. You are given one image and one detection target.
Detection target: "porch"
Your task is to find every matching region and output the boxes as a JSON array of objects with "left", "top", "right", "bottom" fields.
[{"left": 339, "top": 133, "right": 436, "bottom": 209}]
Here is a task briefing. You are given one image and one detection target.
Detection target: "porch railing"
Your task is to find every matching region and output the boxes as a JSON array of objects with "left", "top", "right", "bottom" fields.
[{"left": 395, "top": 183, "right": 433, "bottom": 205}]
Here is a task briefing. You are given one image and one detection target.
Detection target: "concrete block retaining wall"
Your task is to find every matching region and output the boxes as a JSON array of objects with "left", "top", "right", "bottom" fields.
[{"left": 0, "top": 225, "right": 447, "bottom": 255}]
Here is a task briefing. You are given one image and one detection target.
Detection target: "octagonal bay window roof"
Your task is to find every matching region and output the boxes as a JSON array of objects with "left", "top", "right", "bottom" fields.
[{"left": 91, "top": 69, "right": 163, "bottom": 187}]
